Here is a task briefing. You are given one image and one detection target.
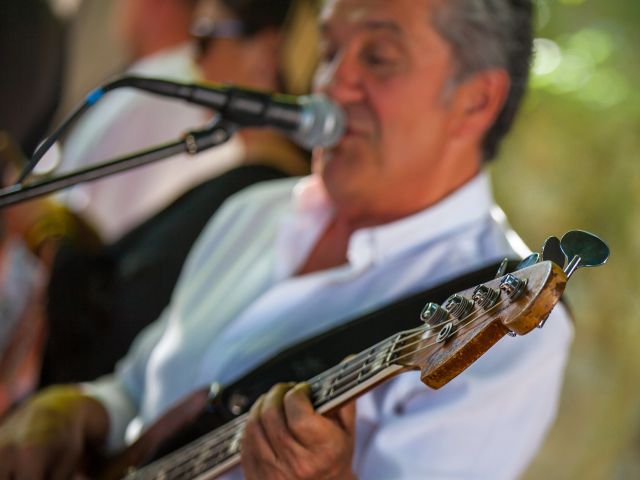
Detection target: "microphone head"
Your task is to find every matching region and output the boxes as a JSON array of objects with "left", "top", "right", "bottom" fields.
[{"left": 292, "top": 94, "right": 346, "bottom": 150}]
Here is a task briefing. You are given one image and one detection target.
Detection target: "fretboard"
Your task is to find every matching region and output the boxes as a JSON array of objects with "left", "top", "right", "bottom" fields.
[{"left": 125, "top": 329, "right": 419, "bottom": 480}]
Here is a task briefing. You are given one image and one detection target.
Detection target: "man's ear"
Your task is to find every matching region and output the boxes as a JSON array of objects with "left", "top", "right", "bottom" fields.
[{"left": 449, "top": 69, "right": 511, "bottom": 140}]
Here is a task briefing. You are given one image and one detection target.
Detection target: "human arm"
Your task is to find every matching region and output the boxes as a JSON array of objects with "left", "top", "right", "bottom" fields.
[{"left": 0, "top": 384, "right": 109, "bottom": 480}]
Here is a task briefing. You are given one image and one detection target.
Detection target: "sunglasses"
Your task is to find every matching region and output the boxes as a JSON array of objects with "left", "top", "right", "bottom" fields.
[{"left": 191, "top": 18, "right": 247, "bottom": 54}]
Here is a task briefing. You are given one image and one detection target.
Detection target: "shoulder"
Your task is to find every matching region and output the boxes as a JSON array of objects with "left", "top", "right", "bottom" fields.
[
  {"left": 212, "top": 176, "right": 301, "bottom": 217},
  {"left": 178, "top": 177, "right": 301, "bottom": 270}
]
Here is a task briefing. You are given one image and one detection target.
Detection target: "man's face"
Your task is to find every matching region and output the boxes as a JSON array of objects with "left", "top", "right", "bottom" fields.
[
  {"left": 113, "top": 0, "right": 144, "bottom": 56},
  {"left": 313, "top": 0, "right": 474, "bottom": 222},
  {"left": 195, "top": 0, "right": 276, "bottom": 90}
]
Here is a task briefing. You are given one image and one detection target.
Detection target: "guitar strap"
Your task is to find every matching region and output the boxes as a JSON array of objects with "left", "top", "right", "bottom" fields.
[{"left": 216, "top": 259, "right": 525, "bottom": 418}]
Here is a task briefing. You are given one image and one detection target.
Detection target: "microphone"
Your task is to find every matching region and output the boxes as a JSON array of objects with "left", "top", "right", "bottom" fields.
[{"left": 97, "top": 76, "right": 346, "bottom": 150}]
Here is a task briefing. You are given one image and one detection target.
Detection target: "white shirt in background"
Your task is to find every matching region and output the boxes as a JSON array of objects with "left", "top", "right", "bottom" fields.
[{"left": 59, "top": 43, "right": 243, "bottom": 241}]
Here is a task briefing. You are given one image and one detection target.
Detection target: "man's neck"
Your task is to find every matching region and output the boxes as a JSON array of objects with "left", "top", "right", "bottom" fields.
[
  {"left": 295, "top": 216, "right": 353, "bottom": 276},
  {"left": 298, "top": 151, "right": 482, "bottom": 276}
]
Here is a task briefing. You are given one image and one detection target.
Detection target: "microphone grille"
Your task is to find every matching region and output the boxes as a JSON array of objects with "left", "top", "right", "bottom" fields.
[{"left": 292, "top": 94, "right": 346, "bottom": 149}]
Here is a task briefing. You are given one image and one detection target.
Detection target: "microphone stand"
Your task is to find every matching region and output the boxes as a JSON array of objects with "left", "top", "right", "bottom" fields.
[{"left": 0, "top": 117, "right": 238, "bottom": 208}]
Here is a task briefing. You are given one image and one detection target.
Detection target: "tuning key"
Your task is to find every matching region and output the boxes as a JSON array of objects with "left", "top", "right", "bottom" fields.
[
  {"left": 560, "top": 230, "right": 610, "bottom": 279},
  {"left": 494, "top": 258, "right": 509, "bottom": 279},
  {"left": 472, "top": 285, "right": 500, "bottom": 309},
  {"left": 420, "top": 302, "right": 448, "bottom": 326},
  {"left": 499, "top": 274, "right": 527, "bottom": 300},
  {"left": 515, "top": 253, "right": 540, "bottom": 271},
  {"left": 444, "top": 294, "right": 474, "bottom": 320},
  {"left": 542, "top": 236, "right": 566, "bottom": 269}
]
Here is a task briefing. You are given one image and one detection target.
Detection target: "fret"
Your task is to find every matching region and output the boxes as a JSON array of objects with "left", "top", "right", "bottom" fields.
[
  {"left": 191, "top": 445, "right": 213, "bottom": 477},
  {"left": 332, "top": 361, "right": 351, "bottom": 397},
  {"left": 311, "top": 362, "right": 345, "bottom": 406},
  {"left": 384, "top": 333, "right": 404, "bottom": 365},
  {"left": 310, "top": 337, "right": 401, "bottom": 408},
  {"left": 310, "top": 377, "right": 331, "bottom": 405},
  {"left": 228, "top": 426, "right": 243, "bottom": 455},
  {"left": 356, "top": 347, "right": 376, "bottom": 383}
]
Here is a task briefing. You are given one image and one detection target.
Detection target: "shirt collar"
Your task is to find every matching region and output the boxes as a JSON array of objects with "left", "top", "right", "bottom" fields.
[
  {"left": 128, "top": 43, "right": 197, "bottom": 78},
  {"left": 280, "top": 172, "right": 495, "bottom": 276}
]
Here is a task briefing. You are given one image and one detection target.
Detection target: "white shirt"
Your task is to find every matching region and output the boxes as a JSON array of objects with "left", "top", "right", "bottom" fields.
[
  {"left": 89, "top": 173, "right": 573, "bottom": 479},
  {"left": 59, "top": 43, "right": 242, "bottom": 240}
]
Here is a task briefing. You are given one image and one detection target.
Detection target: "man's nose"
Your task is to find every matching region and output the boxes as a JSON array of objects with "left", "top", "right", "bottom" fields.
[{"left": 314, "top": 51, "right": 364, "bottom": 105}]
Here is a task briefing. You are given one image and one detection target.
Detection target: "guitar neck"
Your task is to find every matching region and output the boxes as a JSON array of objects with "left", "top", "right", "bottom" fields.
[{"left": 126, "top": 332, "right": 413, "bottom": 480}]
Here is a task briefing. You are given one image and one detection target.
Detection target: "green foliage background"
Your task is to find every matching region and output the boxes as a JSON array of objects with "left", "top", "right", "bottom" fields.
[{"left": 490, "top": 1, "right": 639, "bottom": 477}]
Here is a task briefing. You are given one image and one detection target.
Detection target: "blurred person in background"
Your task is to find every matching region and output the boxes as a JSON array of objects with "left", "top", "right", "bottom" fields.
[
  {"left": 58, "top": 0, "right": 241, "bottom": 241},
  {"left": 0, "top": 0, "right": 70, "bottom": 416},
  {"left": 40, "top": 0, "right": 318, "bottom": 389},
  {"left": 0, "top": 0, "right": 65, "bottom": 158},
  {"left": 1, "top": 0, "right": 318, "bottom": 408}
]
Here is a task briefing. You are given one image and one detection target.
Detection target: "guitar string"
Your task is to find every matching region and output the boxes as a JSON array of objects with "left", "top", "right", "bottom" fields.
[
  {"left": 142, "top": 296, "right": 513, "bottom": 479},
  {"left": 297, "top": 295, "right": 512, "bottom": 404},
  {"left": 127, "top": 413, "right": 249, "bottom": 479}
]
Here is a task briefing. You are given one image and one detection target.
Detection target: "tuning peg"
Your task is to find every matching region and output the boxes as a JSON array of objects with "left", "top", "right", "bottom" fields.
[
  {"left": 542, "top": 236, "right": 566, "bottom": 269},
  {"left": 494, "top": 258, "right": 509, "bottom": 279},
  {"left": 515, "top": 253, "right": 540, "bottom": 271},
  {"left": 560, "top": 230, "right": 610, "bottom": 279}
]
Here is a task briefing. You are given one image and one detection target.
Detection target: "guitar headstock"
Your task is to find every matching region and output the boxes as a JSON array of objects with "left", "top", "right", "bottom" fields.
[
  {"left": 394, "top": 230, "right": 609, "bottom": 389},
  {"left": 394, "top": 261, "right": 566, "bottom": 389}
]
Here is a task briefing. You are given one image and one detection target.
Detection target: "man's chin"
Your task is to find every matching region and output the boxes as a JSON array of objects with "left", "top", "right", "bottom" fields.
[
  {"left": 314, "top": 136, "right": 365, "bottom": 169},
  {"left": 318, "top": 147, "right": 367, "bottom": 191}
]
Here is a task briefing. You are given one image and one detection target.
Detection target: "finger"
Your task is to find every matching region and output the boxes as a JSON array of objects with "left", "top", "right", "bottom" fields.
[
  {"left": 259, "top": 383, "right": 303, "bottom": 454},
  {"left": 283, "top": 383, "right": 326, "bottom": 447},
  {"left": 330, "top": 400, "right": 356, "bottom": 434},
  {"left": 14, "top": 450, "right": 48, "bottom": 480},
  {"left": 50, "top": 449, "right": 81, "bottom": 480},
  {"left": 18, "top": 464, "right": 50, "bottom": 480},
  {"left": 0, "top": 449, "right": 14, "bottom": 480},
  {"left": 243, "top": 395, "right": 277, "bottom": 464},
  {"left": 242, "top": 395, "right": 280, "bottom": 479}
]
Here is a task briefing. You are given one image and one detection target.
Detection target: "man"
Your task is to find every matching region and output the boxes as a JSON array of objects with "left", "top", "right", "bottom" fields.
[
  {"left": 0, "top": 1, "right": 572, "bottom": 479},
  {"left": 59, "top": 0, "right": 241, "bottom": 240}
]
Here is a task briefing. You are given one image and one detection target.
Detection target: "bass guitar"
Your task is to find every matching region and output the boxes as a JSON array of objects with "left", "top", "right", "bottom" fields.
[{"left": 99, "top": 230, "right": 609, "bottom": 480}]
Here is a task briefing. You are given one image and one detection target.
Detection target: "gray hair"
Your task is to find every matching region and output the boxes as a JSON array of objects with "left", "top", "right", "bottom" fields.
[{"left": 431, "top": 0, "right": 534, "bottom": 161}]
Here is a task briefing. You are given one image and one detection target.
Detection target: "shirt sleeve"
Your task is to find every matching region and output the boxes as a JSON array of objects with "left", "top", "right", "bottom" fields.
[
  {"left": 353, "top": 303, "right": 573, "bottom": 480},
  {"left": 82, "top": 309, "right": 171, "bottom": 451}
]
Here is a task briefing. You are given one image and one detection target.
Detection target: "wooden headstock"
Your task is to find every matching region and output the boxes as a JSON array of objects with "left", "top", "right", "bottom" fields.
[{"left": 395, "top": 261, "right": 567, "bottom": 389}]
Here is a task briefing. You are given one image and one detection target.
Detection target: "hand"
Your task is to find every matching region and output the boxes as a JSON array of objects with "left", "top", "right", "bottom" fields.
[
  {"left": 0, "top": 385, "right": 109, "bottom": 479},
  {"left": 241, "top": 382, "right": 357, "bottom": 480}
]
